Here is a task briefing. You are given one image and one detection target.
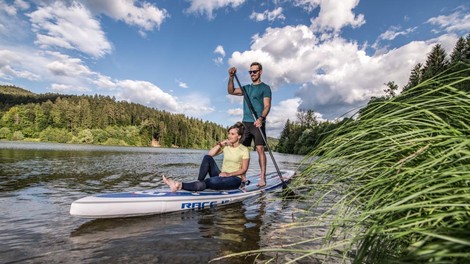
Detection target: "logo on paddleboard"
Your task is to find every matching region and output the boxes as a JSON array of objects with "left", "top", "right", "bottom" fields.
[{"left": 181, "top": 200, "right": 230, "bottom": 209}]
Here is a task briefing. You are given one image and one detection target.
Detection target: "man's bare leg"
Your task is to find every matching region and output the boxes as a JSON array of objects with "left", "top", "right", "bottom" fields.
[{"left": 256, "top": 145, "right": 266, "bottom": 187}]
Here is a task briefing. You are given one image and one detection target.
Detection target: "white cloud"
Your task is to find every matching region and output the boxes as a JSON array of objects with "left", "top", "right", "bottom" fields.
[
  {"left": 176, "top": 79, "right": 189, "bottom": 89},
  {"left": 179, "top": 93, "right": 215, "bottom": 117},
  {"left": 14, "top": 0, "right": 30, "bottom": 10},
  {"left": 226, "top": 98, "right": 301, "bottom": 138},
  {"left": 116, "top": 81, "right": 214, "bottom": 117},
  {"left": 213, "top": 45, "right": 225, "bottom": 65},
  {"left": 0, "top": 47, "right": 46, "bottom": 81},
  {"left": 85, "top": 0, "right": 169, "bottom": 35},
  {"left": 93, "top": 74, "right": 116, "bottom": 89},
  {"left": 51, "top": 83, "right": 90, "bottom": 92},
  {"left": 1, "top": 1, "right": 18, "bottom": 16},
  {"left": 427, "top": 9, "right": 470, "bottom": 33},
  {"left": 228, "top": 108, "right": 243, "bottom": 116},
  {"left": 250, "top": 7, "right": 285, "bottom": 22},
  {"left": 116, "top": 80, "right": 179, "bottom": 111},
  {"left": 213, "top": 57, "right": 224, "bottom": 65},
  {"left": 27, "top": 1, "right": 112, "bottom": 58},
  {"left": 214, "top": 45, "right": 225, "bottom": 57},
  {"left": 310, "top": 0, "right": 365, "bottom": 33},
  {"left": 227, "top": 107, "right": 243, "bottom": 124},
  {"left": 0, "top": 42, "right": 212, "bottom": 117},
  {"left": 40, "top": 51, "right": 105, "bottom": 90},
  {"left": 229, "top": 25, "right": 318, "bottom": 88},
  {"left": 0, "top": 0, "right": 30, "bottom": 38},
  {"left": 116, "top": 80, "right": 215, "bottom": 118},
  {"left": 293, "top": 0, "right": 321, "bottom": 13},
  {"left": 268, "top": 98, "right": 301, "bottom": 137},
  {"left": 0, "top": 64, "right": 40, "bottom": 81},
  {"left": 378, "top": 26, "right": 416, "bottom": 41},
  {"left": 228, "top": 15, "right": 461, "bottom": 121},
  {"left": 185, "top": 0, "right": 245, "bottom": 19}
]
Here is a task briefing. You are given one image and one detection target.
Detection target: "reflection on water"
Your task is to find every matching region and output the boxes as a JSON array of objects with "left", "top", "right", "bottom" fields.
[
  {"left": 68, "top": 201, "right": 263, "bottom": 263},
  {"left": 0, "top": 141, "right": 309, "bottom": 263}
]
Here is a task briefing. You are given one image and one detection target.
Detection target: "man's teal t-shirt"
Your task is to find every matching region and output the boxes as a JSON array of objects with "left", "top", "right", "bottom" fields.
[{"left": 242, "top": 82, "right": 272, "bottom": 122}]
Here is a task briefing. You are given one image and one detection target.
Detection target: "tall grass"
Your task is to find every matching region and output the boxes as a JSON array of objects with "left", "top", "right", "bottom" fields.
[
  {"left": 288, "top": 69, "right": 470, "bottom": 263},
  {"left": 212, "top": 68, "right": 469, "bottom": 263}
]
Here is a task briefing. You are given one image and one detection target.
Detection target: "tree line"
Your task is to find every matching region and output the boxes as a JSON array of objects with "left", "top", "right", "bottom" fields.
[
  {"left": 0, "top": 87, "right": 226, "bottom": 149},
  {"left": 276, "top": 33, "right": 470, "bottom": 155}
]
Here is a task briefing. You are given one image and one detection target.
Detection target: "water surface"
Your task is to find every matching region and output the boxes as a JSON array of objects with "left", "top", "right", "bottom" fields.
[{"left": 0, "top": 141, "right": 311, "bottom": 263}]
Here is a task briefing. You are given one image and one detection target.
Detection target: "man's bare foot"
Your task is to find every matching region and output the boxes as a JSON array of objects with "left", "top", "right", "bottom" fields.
[
  {"left": 257, "top": 178, "right": 266, "bottom": 187},
  {"left": 162, "top": 176, "right": 180, "bottom": 192}
]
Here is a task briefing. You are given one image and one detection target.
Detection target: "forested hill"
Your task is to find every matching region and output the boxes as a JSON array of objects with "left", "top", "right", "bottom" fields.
[
  {"left": 0, "top": 85, "right": 69, "bottom": 111},
  {"left": 0, "top": 85, "right": 227, "bottom": 149},
  {"left": 0, "top": 85, "right": 35, "bottom": 96}
]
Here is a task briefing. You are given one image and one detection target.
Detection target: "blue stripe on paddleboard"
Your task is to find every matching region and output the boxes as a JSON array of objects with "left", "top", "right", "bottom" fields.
[
  {"left": 96, "top": 189, "right": 244, "bottom": 198},
  {"left": 95, "top": 171, "right": 291, "bottom": 198}
]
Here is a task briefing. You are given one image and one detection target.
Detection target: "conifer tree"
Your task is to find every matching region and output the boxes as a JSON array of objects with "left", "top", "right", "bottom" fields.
[
  {"left": 403, "top": 63, "right": 423, "bottom": 92},
  {"left": 422, "top": 44, "right": 449, "bottom": 80},
  {"left": 450, "top": 36, "right": 466, "bottom": 65}
]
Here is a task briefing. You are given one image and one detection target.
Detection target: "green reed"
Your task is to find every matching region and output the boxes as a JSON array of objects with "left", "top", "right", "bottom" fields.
[
  {"left": 212, "top": 68, "right": 469, "bottom": 263},
  {"left": 288, "top": 69, "right": 470, "bottom": 263}
]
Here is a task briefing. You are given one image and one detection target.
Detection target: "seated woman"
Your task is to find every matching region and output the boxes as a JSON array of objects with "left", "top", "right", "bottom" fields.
[{"left": 163, "top": 122, "right": 249, "bottom": 192}]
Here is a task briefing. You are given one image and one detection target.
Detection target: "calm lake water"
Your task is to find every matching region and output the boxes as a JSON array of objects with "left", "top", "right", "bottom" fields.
[{"left": 0, "top": 141, "right": 315, "bottom": 264}]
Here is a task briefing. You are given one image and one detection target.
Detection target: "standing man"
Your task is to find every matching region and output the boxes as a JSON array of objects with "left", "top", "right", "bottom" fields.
[{"left": 227, "top": 62, "right": 272, "bottom": 187}]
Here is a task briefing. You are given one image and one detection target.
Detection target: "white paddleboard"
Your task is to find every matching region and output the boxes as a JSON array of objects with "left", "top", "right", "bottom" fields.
[{"left": 70, "top": 170, "right": 295, "bottom": 218}]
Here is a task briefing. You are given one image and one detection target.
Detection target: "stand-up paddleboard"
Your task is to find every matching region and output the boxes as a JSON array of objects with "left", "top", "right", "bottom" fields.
[{"left": 70, "top": 170, "right": 295, "bottom": 218}]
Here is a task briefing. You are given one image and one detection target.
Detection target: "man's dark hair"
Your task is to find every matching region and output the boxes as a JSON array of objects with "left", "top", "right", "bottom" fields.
[{"left": 250, "top": 62, "right": 262, "bottom": 70}]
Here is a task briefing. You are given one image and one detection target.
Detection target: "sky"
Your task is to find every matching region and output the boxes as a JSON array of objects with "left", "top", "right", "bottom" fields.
[{"left": 0, "top": 0, "right": 469, "bottom": 138}]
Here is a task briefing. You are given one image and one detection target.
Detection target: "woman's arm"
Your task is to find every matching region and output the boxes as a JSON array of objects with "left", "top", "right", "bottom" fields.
[{"left": 208, "top": 139, "right": 229, "bottom": 156}]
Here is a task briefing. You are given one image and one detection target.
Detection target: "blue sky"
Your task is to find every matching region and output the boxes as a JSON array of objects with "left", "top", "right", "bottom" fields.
[{"left": 1, "top": 0, "right": 469, "bottom": 137}]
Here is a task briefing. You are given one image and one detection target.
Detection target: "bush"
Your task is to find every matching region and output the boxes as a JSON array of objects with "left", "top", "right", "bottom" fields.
[
  {"left": 39, "top": 127, "right": 72, "bottom": 143},
  {"left": 11, "top": 131, "right": 24, "bottom": 140},
  {"left": 0, "top": 127, "right": 12, "bottom": 139},
  {"left": 77, "top": 129, "right": 94, "bottom": 144},
  {"left": 90, "top": 129, "right": 109, "bottom": 144},
  {"left": 103, "top": 138, "right": 128, "bottom": 146}
]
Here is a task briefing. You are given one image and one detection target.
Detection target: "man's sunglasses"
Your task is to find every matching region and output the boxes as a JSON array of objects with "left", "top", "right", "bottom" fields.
[{"left": 248, "top": 70, "right": 259, "bottom": 74}]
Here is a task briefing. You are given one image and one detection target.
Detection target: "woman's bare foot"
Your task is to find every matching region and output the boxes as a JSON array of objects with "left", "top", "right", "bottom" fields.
[{"left": 162, "top": 176, "right": 181, "bottom": 192}]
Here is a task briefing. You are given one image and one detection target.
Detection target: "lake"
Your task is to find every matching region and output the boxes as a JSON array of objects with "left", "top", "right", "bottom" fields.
[{"left": 0, "top": 141, "right": 314, "bottom": 263}]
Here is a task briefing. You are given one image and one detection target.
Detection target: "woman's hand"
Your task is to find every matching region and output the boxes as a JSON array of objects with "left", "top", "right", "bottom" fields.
[
  {"left": 220, "top": 139, "right": 232, "bottom": 147},
  {"left": 219, "top": 172, "right": 230, "bottom": 177}
]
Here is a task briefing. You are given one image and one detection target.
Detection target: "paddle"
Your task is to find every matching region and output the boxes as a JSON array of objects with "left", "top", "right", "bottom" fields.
[{"left": 233, "top": 73, "right": 288, "bottom": 189}]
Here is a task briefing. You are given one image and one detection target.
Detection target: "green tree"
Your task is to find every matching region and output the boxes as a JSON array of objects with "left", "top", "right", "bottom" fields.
[
  {"left": 0, "top": 87, "right": 227, "bottom": 148},
  {"left": 90, "top": 129, "right": 109, "bottom": 144},
  {"left": 0, "top": 127, "right": 12, "bottom": 139},
  {"left": 296, "top": 109, "right": 318, "bottom": 128},
  {"left": 34, "top": 104, "right": 48, "bottom": 134},
  {"left": 422, "top": 44, "right": 449, "bottom": 80},
  {"left": 74, "top": 129, "right": 94, "bottom": 144},
  {"left": 11, "top": 131, "right": 24, "bottom": 140},
  {"left": 403, "top": 63, "right": 423, "bottom": 92},
  {"left": 383, "top": 81, "right": 399, "bottom": 98},
  {"left": 39, "top": 127, "right": 72, "bottom": 143},
  {"left": 78, "top": 98, "right": 93, "bottom": 129},
  {"left": 450, "top": 36, "right": 467, "bottom": 65}
]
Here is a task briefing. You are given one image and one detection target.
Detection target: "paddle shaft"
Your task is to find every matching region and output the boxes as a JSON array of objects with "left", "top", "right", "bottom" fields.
[{"left": 233, "top": 73, "right": 286, "bottom": 187}]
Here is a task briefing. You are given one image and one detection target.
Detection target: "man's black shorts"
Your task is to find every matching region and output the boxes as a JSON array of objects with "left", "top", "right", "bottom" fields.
[{"left": 242, "top": 122, "right": 266, "bottom": 147}]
